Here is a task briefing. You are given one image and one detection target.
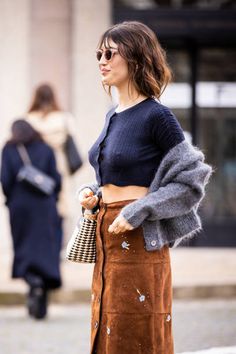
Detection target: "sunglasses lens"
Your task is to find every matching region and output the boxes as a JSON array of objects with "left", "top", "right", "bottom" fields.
[
  {"left": 96, "top": 51, "right": 102, "bottom": 61},
  {"left": 104, "top": 50, "right": 112, "bottom": 61},
  {"left": 96, "top": 49, "right": 116, "bottom": 61}
]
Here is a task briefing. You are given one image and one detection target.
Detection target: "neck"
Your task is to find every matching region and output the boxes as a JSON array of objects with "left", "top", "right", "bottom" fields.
[{"left": 115, "top": 82, "right": 147, "bottom": 111}]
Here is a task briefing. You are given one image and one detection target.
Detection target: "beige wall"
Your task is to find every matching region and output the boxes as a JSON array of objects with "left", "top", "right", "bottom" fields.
[
  {"left": 0, "top": 0, "right": 31, "bottom": 272},
  {"left": 71, "top": 0, "right": 111, "bottom": 185},
  {"left": 30, "top": 0, "right": 72, "bottom": 110},
  {"left": 0, "top": 0, "right": 31, "bottom": 144},
  {"left": 0, "top": 0, "right": 112, "bottom": 260}
]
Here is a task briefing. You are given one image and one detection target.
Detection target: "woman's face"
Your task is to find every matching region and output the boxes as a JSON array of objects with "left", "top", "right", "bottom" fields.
[{"left": 97, "top": 39, "right": 129, "bottom": 88}]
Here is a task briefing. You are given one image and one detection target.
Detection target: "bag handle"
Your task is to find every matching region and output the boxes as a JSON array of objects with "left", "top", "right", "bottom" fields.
[{"left": 17, "top": 144, "right": 32, "bottom": 165}]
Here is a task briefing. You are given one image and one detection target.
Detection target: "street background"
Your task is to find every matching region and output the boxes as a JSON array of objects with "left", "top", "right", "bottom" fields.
[
  {"left": 1, "top": 247, "right": 236, "bottom": 353},
  {"left": 1, "top": 300, "right": 236, "bottom": 354},
  {"left": 1, "top": 1, "right": 236, "bottom": 353}
]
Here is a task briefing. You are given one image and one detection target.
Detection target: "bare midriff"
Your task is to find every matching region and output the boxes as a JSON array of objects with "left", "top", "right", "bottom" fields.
[{"left": 101, "top": 184, "right": 148, "bottom": 203}]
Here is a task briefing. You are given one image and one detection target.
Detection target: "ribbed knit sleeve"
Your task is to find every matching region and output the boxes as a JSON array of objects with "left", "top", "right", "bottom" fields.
[{"left": 150, "top": 105, "right": 185, "bottom": 153}]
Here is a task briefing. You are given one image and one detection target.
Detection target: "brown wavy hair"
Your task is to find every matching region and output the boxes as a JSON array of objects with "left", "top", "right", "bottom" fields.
[
  {"left": 97, "top": 21, "right": 172, "bottom": 99},
  {"left": 28, "top": 83, "right": 61, "bottom": 116}
]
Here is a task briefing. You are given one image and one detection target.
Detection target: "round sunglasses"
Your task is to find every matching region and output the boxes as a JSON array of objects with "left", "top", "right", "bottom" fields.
[{"left": 96, "top": 48, "right": 118, "bottom": 62}]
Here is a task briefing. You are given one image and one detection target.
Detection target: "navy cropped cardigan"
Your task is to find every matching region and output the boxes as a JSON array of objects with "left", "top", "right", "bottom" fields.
[{"left": 88, "top": 98, "right": 185, "bottom": 187}]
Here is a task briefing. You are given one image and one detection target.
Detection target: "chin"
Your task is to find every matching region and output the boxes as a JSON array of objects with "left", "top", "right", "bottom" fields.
[{"left": 102, "top": 78, "right": 113, "bottom": 86}]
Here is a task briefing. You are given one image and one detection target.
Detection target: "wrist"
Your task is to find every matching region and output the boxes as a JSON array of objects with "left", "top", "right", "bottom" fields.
[{"left": 84, "top": 208, "right": 93, "bottom": 215}]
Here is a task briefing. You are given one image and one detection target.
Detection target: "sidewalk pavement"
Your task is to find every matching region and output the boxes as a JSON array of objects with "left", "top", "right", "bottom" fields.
[
  {"left": 1, "top": 302, "right": 236, "bottom": 354},
  {"left": 181, "top": 347, "right": 236, "bottom": 354},
  {"left": 1, "top": 247, "right": 236, "bottom": 305}
]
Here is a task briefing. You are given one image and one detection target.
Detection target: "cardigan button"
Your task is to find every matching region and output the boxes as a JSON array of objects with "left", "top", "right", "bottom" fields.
[{"left": 151, "top": 240, "right": 157, "bottom": 247}]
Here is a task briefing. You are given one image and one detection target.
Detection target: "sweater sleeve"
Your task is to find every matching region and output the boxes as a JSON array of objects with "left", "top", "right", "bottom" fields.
[
  {"left": 76, "top": 182, "right": 101, "bottom": 199},
  {"left": 150, "top": 105, "right": 185, "bottom": 153},
  {"left": 120, "top": 159, "right": 212, "bottom": 228}
]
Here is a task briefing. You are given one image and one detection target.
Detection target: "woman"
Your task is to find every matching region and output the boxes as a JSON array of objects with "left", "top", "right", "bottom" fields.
[
  {"left": 1, "top": 120, "right": 62, "bottom": 319},
  {"left": 78, "top": 21, "right": 212, "bottom": 353},
  {"left": 26, "top": 83, "right": 80, "bottom": 221}
]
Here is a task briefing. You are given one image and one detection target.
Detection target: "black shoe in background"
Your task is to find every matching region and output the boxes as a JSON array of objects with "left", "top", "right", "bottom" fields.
[{"left": 27, "top": 286, "right": 48, "bottom": 320}]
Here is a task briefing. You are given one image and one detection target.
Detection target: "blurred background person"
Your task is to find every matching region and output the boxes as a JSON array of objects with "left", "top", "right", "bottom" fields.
[
  {"left": 0, "top": 119, "right": 62, "bottom": 319},
  {"left": 26, "top": 83, "right": 82, "bottom": 243}
]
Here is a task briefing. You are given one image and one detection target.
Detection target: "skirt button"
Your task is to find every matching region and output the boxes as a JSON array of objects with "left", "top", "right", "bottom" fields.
[{"left": 95, "top": 321, "right": 99, "bottom": 328}]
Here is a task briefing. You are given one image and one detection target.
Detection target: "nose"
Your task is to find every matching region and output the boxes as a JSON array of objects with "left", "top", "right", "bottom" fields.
[{"left": 98, "top": 53, "right": 107, "bottom": 65}]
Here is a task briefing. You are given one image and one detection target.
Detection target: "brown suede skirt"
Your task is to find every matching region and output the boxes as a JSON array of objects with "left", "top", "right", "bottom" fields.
[{"left": 91, "top": 199, "right": 174, "bottom": 354}]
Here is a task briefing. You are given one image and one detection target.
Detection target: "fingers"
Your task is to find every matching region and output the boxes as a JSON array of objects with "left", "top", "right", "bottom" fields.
[
  {"left": 81, "top": 195, "right": 98, "bottom": 210},
  {"left": 78, "top": 188, "right": 93, "bottom": 201},
  {"left": 108, "top": 215, "right": 134, "bottom": 234},
  {"left": 78, "top": 188, "right": 99, "bottom": 210}
]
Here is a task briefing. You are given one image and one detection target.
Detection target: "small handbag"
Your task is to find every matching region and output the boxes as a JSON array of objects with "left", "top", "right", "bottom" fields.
[
  {"left": 16, "top": 144, "right": 56, "bottom": 196},
  {"left": 66, "top": 212, "right": 97, "bottom": 263},
  {"left": 64, "top": 134, "right": 83, "bottom": 174}
]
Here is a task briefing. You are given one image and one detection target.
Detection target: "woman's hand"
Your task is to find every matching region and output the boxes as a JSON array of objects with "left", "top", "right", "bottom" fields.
[
  {"left": 108, "top": 214, "right": 134, "bottom": 234},
  {"left": 78, "top": 188, "right": 99, "bottom": 210}
]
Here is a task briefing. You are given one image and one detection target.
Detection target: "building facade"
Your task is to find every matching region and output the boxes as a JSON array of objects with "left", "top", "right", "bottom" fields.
[
  {"left": 113, "top": 0, "right": 236, "bottom": 246},
  {"left": 1, "top": 0, "right": 236, "bottom": 246}
]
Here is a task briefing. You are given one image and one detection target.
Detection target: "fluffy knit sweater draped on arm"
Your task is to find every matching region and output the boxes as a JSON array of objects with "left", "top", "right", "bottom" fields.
[{"left": 77, "top": 141, "right": 213, "bottom": 251}]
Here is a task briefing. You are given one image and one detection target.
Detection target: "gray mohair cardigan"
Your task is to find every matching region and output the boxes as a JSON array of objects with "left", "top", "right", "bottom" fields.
[{"left": 77, "top": 140, "right": 213, "bottom": 251}]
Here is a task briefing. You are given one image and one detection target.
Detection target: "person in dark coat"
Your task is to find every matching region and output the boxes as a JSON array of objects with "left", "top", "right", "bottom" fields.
[{"left": 1, "top": 119, "right": 62, "bottom": 319}]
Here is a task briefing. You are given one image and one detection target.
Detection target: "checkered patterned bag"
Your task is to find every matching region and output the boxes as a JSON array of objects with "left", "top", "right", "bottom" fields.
[{"left": 66, "top": 214, "right": 97, "bottom": 263}]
